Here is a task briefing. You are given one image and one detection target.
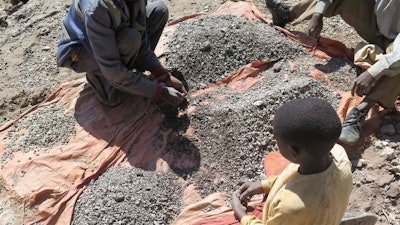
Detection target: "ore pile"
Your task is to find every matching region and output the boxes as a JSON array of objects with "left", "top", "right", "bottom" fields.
[
  {"left": 165, "top": 15, "right": 306, "bottom": 91},
  {"left": 2, "top": 103, "right": 76, "bottom": 161},
  {"left": 184, "top": 74, "right": 339, "bottom": 197},
  {"left": 72, "top": 167, "right": 183, "bottom": 225}
]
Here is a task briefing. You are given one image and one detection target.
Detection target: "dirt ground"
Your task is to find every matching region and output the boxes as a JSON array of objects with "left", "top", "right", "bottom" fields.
[{"left": 0, "top": 0, "right": 399, "bottom": 225}]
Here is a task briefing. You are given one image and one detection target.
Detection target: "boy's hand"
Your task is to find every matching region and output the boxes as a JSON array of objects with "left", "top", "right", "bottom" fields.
[
  {"left": 238, "top": 181, "right": 264, "bottom": 203},
  {"left": 351, "top": 71, "right": 375, "bottom": 97},
  {"left": 308, "top": 13, "right": 323, "bottom": 39},
  {"left": 232, "top": 191, "right": 247, "bottom": 220}
]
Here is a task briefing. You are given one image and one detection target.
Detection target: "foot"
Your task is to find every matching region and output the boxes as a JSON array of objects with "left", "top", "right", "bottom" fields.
[
  {"left": 86, "top": 72, "right": 122, "bottom": 107},
  {"left": 340, "top": 212, "right": 377, "bottom": 225},
  {"left": 265, "top": 0, "right": 291, "bottom": 27},
  {"left": 338, "top": 108, "right": 368, "bottom": 144}
]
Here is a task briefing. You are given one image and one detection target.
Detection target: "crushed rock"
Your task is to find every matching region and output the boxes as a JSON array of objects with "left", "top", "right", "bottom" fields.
[
  {"left": 72, "top": 167, "right": 183, "bottom": 225},
  {"left": 165, "top": 15, "right": 306, "bottom": 91},
  {"left": 2, "top": 103, "right": 76, "bottom": 161},
  {"left": 183, "top": 75, "right": 338, "bottom": 197}
]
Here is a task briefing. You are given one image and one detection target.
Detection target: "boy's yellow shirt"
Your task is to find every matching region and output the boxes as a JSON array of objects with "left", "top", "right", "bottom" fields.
[{"left": 241, "top": 144, "right": 353, "bottom": 225}]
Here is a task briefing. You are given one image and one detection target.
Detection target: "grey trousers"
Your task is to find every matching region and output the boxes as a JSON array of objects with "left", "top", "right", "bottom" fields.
[{"left": 290, "top": 0, "right": 391, "bottom": 49}]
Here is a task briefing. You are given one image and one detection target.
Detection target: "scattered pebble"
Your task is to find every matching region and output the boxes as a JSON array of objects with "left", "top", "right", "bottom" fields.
[{"left": 380, "top": 147, "right": 395, "bottom": 160}]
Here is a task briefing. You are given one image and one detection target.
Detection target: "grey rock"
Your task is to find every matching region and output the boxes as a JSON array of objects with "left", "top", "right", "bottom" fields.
[
  {"left": 380, "top": 147, "right": 395, "bottom": 160},
  {"left": 380, "top": 124, "right": 396, "bottom": 136}
]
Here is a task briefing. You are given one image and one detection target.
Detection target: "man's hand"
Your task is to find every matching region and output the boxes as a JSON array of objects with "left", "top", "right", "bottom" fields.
[
  {"left": 308, "top": 13, "right": 323, "bottom": 39},
  {"left": 165, "top": 75, "right": 187, "bottom": 94},
  {"left": 232, "top": 191, "right": 247, "bottom": 220},
  {"left": 238, "top": 181, "right": 264, "bottom": 203},
  {"left": 152, "top": 66, "right": 187, "bottom": 94},
  {"left": 351, "top": 71, "right": 375, "bottom": 97},
  {"left": 160, "top": 87, "right": 185, "bottom": 106}
]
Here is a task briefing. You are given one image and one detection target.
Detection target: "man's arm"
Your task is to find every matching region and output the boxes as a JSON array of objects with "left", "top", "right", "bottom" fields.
[
  {"left": 367, "top": 34, "right": 400, "bottom": 80},
  {"left": 135, "top": 31, "right": 162, "bottom": 72},
  {"left": 84, "top": 4, "right": 161, "bottom": 98},
  {"left": 308, "top": 0, "right": 332, "bottom": 38},
  {"left": 314, "top": 0, "right": 332, "bottom": 15}
]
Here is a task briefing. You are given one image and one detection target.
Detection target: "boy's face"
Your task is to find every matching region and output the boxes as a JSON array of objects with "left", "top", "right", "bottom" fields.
[{"left": 275, "top": 135, "right": 299, "bottom": 164}]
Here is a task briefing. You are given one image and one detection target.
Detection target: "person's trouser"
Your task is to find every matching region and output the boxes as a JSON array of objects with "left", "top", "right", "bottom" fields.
[
  {"left": 87, "top": 0, "right": 168, "bottom": 106},
  {"left": 289, "top": 0, "right": 390, "bottom": 49},
  {"left": 354, "top": 43, "right": 400, "bottom": 109},
  {"left": 290, "top": 0, "right": 399, "bottom": 109}
]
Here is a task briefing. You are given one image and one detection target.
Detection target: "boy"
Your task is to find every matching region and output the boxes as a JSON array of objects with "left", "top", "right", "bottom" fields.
[
  {"left": 232, "top": 98, "right": 353, "bottom": 224},
  {"left": 57, "top": 0, "right": 186, "bottom": 106}
]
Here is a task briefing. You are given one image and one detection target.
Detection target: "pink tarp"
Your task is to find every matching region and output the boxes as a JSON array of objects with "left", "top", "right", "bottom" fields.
[{"left": 0, "top": 1, "right": 385, "bottom": 224}]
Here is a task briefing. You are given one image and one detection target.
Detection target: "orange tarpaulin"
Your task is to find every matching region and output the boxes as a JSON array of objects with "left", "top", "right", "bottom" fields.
[{"left": 0, "top": 1, "right": 385, "bottom": 225}]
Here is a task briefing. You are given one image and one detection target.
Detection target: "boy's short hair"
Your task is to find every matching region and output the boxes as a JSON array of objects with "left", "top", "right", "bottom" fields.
[{"left": 273, "top": 98, "right": 341, "bottom": 157}]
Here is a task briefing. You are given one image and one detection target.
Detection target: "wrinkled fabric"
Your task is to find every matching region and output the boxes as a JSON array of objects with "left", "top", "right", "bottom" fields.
[{"left": 0, "top": 1, "right": 388, "bottom": 225}]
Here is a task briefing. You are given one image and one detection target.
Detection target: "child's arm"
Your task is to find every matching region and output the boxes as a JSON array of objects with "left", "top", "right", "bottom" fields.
[
  {"left": 232, "top": 191, "right": 247, "bottom": 220},
  {"left": 237, "top": 181, "right": 264, "bottom": 202}
]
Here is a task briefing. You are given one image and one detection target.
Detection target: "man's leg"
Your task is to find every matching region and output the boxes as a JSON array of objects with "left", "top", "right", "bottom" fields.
[
  {"left": 145, "top": 0, "right": 169, "bottom": 51},
  {"left": 265, "top": 0, "right": 342, "bottom": 27},
  {"left": 86, "top": 70, "right": 122, "bottom": 106},
  {"left": 338, "top": 73, "right": 400, "bottom": 144},
  {"left": 339, "top": 42, "right": 400, "bottom": 144},
  {"left": 86, "top": 28, "right": 142, "bottom": 106}
]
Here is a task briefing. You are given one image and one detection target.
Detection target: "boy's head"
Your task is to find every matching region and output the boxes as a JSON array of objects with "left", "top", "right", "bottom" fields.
[{"left": 272, "top": 98, "right": 341, "bottom": 162}]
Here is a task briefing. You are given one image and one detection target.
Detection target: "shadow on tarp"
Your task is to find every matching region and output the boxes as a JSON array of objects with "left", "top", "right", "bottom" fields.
[{"left": 74, "top": 83, "right": 201, "bottom": 174}]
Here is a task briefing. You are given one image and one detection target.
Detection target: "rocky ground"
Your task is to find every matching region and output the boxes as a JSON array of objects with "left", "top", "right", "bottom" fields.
[{"left": 0, "top": 0, "right": 399, "bottom": 225}]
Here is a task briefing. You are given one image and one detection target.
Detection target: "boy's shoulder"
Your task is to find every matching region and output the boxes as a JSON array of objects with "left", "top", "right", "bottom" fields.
[{"left": 331, "top": 144, "right": 352, "bottom": 174}]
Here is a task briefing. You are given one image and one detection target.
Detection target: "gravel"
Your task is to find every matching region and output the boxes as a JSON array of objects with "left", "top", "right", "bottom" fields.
[
  {"left": 165, "top": 15, "right": 306, "bottom": 91},
  {"left": 183, "top": 75, "right": 339, "bottom": 197},
  {"left": 72, "top": 167, "right": 183, "bottom": 225},
  {"left": 2, "top": 103, "right": 76, "bottom": 161}
]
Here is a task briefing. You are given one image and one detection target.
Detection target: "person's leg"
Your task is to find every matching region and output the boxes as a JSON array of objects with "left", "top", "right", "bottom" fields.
[
  {"left": 339, "top": 42, "right": 400, "bottom": 144},
  {"left": 265, "top": 0, "right": 341, "bottom": 27},
  {"left": 86, "top": 70, "right": 122, "bottom": 106},
  {"left": 336, "top": 0, "right": 388, "bottom": 48},
  {"left": 84, "top": 27, "right": 143, "bottom": 106},
  {"left": 145, "top": 0, "right": 169, "bottom": 51},
  {"left": 290, "top": 0, "right": 341, "bottom": 25},
  {"left": 339, "top": 74, "right": 400, "bottom": 144}
]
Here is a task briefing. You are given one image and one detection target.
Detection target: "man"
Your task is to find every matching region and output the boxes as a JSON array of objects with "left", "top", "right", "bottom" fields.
[
  {"left": 265, "top": 0, "right": 400, "bottom": 144},
  {"left": 57, "top": 0, "right": 186, "bottom": 106}
]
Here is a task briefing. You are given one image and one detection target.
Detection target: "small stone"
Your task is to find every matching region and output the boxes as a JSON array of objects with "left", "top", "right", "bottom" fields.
[
  {"left": 273, "top": 63, "right": 281, "bottom": 73},
  {"left": 391, "top": 159, "right": 399, "bottom": 166},
  {"left": 389, "top": 165, "right": 400, "bottom": 175},
  {"left": 253, "top": 100, "right": 263, "bottom": 107},
  {"left": 380, "top": 124, "right": 396, "bottom": 136},
  {"left": 114, "top": 195, "right": 124, "bottom": 203},
  {"left": 374, "top": 140, "right": 384, "bottom": 149},
  {"left": 42, "top": 46, "right": 51, "bottom": 51},
  {"left": 200, "top": 41, "right": 211, "bottom": 52},
  {"left": 376, "top": 173, "right": 394, "bottom": 187},
  {"left": 356, "top": 159, "right": 367, "bottom": 168},
  {"left": 380, "top": 147, "right": 395, "bottom": 160},
  {"left": 0, "top": 16, "right": 8, "bottom": 28},
  {"left": 386, "top": 182, "right": 400, "bottom": 198}
]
